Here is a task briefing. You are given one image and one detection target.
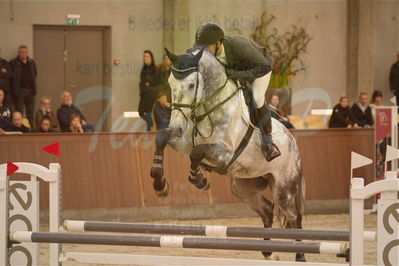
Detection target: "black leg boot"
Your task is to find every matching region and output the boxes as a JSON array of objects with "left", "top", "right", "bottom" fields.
[{"left": 257, "top": 104, "right": 281, "bottom": 162}]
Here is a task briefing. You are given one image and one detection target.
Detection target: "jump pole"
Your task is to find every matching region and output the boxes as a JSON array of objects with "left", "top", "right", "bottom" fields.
[
  {"left": 63, "top": 220, "right": 376, "bottom": 242},
  {"left": 10, "top": 231, "right": 347, "bottom": 255}
]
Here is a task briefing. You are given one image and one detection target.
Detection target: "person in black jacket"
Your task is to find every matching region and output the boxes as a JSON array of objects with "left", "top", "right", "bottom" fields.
[
  {"left": 351, "top": 92, "right": 373, "bottom": 128},
  {"left": 153, "top": 92, "right": 171, "bottom": 131},
  {"left": 0, "top": 57, "right": 14, "bottom": 109},
  {"left": 329, "top": 96, "right": 357, "bottom": 128},
  {"left": 268, "top": 94, "right": 294, "bottom": 129},
  {"left": 194, "top": 23, "right": 279, "bottom": 161},
  {"left": 57, "top": 91, "right": 95, "bottom": 132},
  {"left": 138, "top": 50, "right": 159, "bottom": 131},
  {"left": 10, "top": 45, "right": 38, "bottom": 127},
  {"left": 0, "top": 89, "right": 11, "bottom": 130},
  {"left": 5, "top": 111, "right": 30, "bottom": 133},
  {"left": 389, "top": 51, "right": 399, "bottom": 109}
]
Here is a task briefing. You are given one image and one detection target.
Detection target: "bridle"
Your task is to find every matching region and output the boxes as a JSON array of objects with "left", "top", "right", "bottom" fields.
[{"left": 170, "top": 63, "right": 235, "bottom": 144}]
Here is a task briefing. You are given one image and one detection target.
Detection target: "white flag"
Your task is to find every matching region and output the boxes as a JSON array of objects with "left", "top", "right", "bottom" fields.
[
  {"left": 351, "top": 151, "right": 373, "bottom": 170},
  {"left": 385, "top": 145, "right": 399, "bottom": 163}
]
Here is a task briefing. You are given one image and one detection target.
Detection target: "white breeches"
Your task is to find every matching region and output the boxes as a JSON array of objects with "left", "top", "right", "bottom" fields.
[{"left": 252, "top": 72, "right": 272, "bottom": 108}]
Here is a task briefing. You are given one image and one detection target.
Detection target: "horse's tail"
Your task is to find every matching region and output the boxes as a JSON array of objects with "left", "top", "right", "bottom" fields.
[{"left": 296, "top": 171, "right": 306, "bottom": 216}]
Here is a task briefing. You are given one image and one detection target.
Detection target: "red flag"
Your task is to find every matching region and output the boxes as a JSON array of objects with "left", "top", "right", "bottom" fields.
[
  {"left": 42, "top": 142, "right": 60, "bottom": 157},
  {"left": 6, "top": 161, "right": 19, "bottom": 176}
]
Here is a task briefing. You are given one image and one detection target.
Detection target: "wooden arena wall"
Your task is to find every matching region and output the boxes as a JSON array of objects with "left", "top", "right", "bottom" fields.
[{"left": 0, "top": 129, "right": 374, "bottom": 216}]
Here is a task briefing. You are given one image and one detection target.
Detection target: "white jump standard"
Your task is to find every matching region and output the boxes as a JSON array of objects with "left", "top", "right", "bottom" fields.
[{"left": 1, "top": 162, "right": 399, "bottom": 266}]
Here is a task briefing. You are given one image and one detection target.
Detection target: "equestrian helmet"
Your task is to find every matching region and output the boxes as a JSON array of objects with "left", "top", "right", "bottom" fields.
[{"left": 195, "top": 23, "right": 224, "bottom": 45}]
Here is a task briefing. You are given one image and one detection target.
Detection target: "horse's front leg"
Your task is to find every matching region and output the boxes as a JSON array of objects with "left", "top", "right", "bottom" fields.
[
  {"left": 188, "top": 144, "right": 212, "bottom": 190},
  {"left": 150, "top": 128, "right": 171, "bottom": 197}
]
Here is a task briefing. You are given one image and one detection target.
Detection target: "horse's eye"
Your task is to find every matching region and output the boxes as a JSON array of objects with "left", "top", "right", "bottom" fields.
[{"left": 188, "top": 83, "right": 195, "bottom": 90}]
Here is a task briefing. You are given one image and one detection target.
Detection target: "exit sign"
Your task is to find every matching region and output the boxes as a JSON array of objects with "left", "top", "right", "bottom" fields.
[{"left": 66, "top": 14, "right": 80, "bottom": 26}]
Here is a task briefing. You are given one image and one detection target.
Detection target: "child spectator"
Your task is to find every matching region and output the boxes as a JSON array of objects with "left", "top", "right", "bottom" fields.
[
  {"left": 34, "top": 96, "right": 58, "bottom": 131},
  {"left": 158, "top": 54, "right": 172, "bottom": 102},
  {"left": 329, "top": 96, "right": 357, "bottom": 128},
  {"left": 5, "top": 111, "right": 30, "bottom": 133},
  {"left": 0, "top": 89, "right": 11, "bottom": 130},
  {"left": 153, "top": 92, "right": 171, "bottom": 131},
  {"left": 68, "top": 114, "right": 84, "bottom": 133},
  {"left": 370, "top": 90, "right": 383, "bottom": 122},
  {"left": 34, "top": 116, "right": 55, "bottom": 133}
]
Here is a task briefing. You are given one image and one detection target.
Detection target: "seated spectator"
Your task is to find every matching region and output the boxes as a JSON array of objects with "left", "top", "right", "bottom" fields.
[
  {"left": 351, "top": 92, "right": 373, "bottom": 128},
  {"left": 57, "top": 91, "right": 95, "bottom": 132},
  {"left": 370, "top": 90, "right": 383, "bottom": 121},
  {"left": 34, "top": 116, "right": 56, "bottom": 133},
  {"left": 0, "top": 89, "right": 12, "bottom": 130},
  {"left": 5, "top": 111, "right": 30, "bottom": 133},
  {"left": 268, "top": 94, "right": 294, "bottom": 129},
  {"left": 34, "top": 96, "right": 58, "bottom": 131},
  {"left": 153, "top": 92, "right": 171, "bottom": 131},
  {"left": 329, "top": 96, "right": 357, "bottom": 128},
  {"left": 67, "top": 114, "right": 84, "bottom": 133}
]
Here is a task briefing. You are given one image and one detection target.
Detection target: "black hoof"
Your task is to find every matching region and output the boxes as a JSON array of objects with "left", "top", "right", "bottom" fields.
[
  {"left": 153, "top": 178, "right": 170, "bottom": 197},
  {"left": 295, "top": 253, "right": 306, "bottom": 262},
  {"left": 188, "top": 173, "right": 210, "bottom": 190}
]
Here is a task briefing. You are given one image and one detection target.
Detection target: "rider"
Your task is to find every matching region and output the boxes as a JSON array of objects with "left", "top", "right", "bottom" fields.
[{"left": 194, "top": 22, "right": 281, "bottom": 162}]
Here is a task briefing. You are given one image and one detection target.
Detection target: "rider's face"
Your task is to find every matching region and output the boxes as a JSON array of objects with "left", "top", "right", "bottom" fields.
[{"left": 207, "top": 41, "right": 222, "bottom": 56}]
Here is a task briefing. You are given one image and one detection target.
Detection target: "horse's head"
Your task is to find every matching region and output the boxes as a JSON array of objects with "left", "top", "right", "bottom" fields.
[{"left": 165, "top": 47, "right": 226, "bottom": 143}]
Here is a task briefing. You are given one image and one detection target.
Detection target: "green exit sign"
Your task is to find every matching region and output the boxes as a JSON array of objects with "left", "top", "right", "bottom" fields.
[{"left": 66, "top": 14, "right": 80, "bottom": 26}]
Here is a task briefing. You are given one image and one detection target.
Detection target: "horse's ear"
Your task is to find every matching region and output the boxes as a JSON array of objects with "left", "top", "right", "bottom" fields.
[
  {"left": 194, "top": 48, "right": 204, "bottom": 63},
  {"left": 165, "top": 47, "right": 178, "bottom": 63}
]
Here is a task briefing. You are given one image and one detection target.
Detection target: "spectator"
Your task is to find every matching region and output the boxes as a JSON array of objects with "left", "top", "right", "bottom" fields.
[
  {"left": 153, "top": 92, "right": 171, "bottom": 131},
  {"left": 158, "top": 54, "right": 172, "bottom": 102},
  {"left": 5, "top": 111, "right": 30, "bottom": 133},
  {"left": 329, "top": 96, "right": 357, "bottom": 128},
  {"left": 268, "top": 94, "right": 294, "bottom": 129},
  {"left": 34, "top": 116, "right": 55, "bottom": 133},
  {"left": 389, "top": 51, "right": 399, "bottom": 108},
  {"left": 0, "top": 89, "right": 11, "bottom": 130},
  {"left": 10, "top": 45, "right": 37, "bottom": 127},
  {"left": 351, "top": 92, "right": 373, "bottom": 128},
  {"left": 0, "top": 56, "right": 14, "bottom": 109},
  {"left": 67, "top": 114, "right": 84, "bottom": 133},
  {"left": 138, "top": 50, "right": 159, "bottom": 131},
  {"left": 57, "top": 91, "right": 95, "bottom": 132},
  {"left": 34, "top": 96, "right": 58, "bottom": 131},
  {"left": 370, "top": 90, "right": 383, "bottom": 121}
]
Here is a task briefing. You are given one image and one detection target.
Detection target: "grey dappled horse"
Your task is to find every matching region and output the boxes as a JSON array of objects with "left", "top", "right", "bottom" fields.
[{"left": 150, "top": 47, "right": 306, "bottom": 261}]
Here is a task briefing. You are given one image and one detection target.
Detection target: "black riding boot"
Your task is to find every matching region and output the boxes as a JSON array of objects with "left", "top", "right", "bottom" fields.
[{"left": 257, "top": 104, "right": 281, "bottom": 162}]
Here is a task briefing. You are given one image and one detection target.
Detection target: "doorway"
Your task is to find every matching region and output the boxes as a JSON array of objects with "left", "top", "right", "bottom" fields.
[{"left": 33, "top": 25, "right": 111, "bottom": 131}]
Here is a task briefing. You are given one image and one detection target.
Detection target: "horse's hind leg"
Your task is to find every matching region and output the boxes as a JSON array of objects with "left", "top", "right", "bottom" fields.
[
  {"left": 273, "top": 172, "right": 306, "bottom": 262},
  {"left": 150, "top": 129, "right": 171, "bottom": 197},
  {"left": 231, "top": 177, "right": 275, "bottom": 260}
]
